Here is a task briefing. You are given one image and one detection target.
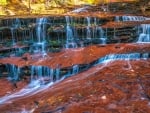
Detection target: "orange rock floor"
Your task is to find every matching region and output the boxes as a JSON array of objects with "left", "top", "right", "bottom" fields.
[
  {"left": 0, "top": 43, "right": 149, "bottom": 68},
  {"left": 0, "top": 59, "right": 149, "bottom": 113},
  {"left": 0, "top": 43, "right": 149, "bottom": 112}
]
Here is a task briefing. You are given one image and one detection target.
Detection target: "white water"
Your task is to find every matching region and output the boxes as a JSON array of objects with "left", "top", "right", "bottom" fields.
[
  {"left": 10, "top": 18, "right": 21, "bottom": 45},
  {"left": 10, "top": 28, "right": 15, "bottom": 45},
  {"left": 31, "top": 66, "right": 62, "bottom": 82},
  {"left": 6, "top": 64, "right": 21, "bottom": 81},
  {"left": 34, "top": 18, "right": 48, "bottom": 55},
  {"left": 98, "top": 53, "right": 148, "bottom": 64},
  {"left": 115, "top": 15, "right": 150, "bottom": 43},
  {"left": 72, "top": 65, "right": 79, "bottom": 74},
  {"left": 66, "top": 25, "right": 74, "bottom": 42},
  {"left": 36, "top": 18, "right": 47, "bottom": 42},
  {"left": 21, "top": 108, "right": 35, "bottom": 113},
  {"left": 115, "top": 16, "right": 148, "bottom": 22},
  {"left": 33, "top": 19, "right": 47, "bottom": 55},
  {"left": 138, "top": 24, "right": 150, "bottom": 43},
  {"left": 0, "top": 80, "right": 54, "bottom": 104},
  {"left": 86, "top": 17, "right": 91, "bottom": 39},
  {"left": 65, "top": 16, "right": 77, "bottom": 48},
  {"left": 96, "top": 26, "right": 106, "bottom": 44},
  {"left": 31, "top": 42, "right": 47, "bottom": 56}
]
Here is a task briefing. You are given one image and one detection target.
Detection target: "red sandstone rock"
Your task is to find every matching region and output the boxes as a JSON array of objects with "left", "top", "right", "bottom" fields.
[
  {"left": 0, "top": 60, "right": 149, "bottom": 112},
  {"left": 0, "top": 43, "right": 149, "bottom": 68}
]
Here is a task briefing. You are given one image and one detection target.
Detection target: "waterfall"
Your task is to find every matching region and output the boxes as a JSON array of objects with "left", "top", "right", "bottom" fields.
[
  {"left": 22, "top": 28, "right": 29, "bottom": 42},
  {"left": 122, "top": 16, "right": 145, "bottom": 21},
  {"left": 31, "top": 66, "right": 54, "bottom": 83},
  {"left": 65, "top": 16, "right": 77, "bottom": 48},
  {"left": 12, "top": 18, "right": 21, "bottom": 28},
  {"left": 55, "top": 68, "right": 60, "bottom": 80},
  {"left": 0, "top": 15, "right": 150, "bottom": 107},
  {"left": 72, "top": 65, "right": 79, "bottom": 74},
  {"left": 142, "top": 53, "right": 149, "bottom": 59},
  {"left": 97, "top": 26, "right": 106, "bottom": 44},
  {"left": 114, "top": 16, "right": 150, "bottom": 43},
  {"left": 138, "top": 24, "right": 150, "bottom": 42},
  {"left": 10, "top": 28, "right": 15, "bottom": 45},
  {"left": 66, "top": 25, "right": 74, "bottom": 42},
  {"left": 121, "top": 16, "right": 146, "bottom": 21},
  {"left": 86, "top": 17, "right": 91, "bottom": 39},
  {"left": 94, "top": 17, "right": 97, "bottom": 25},
  {"left": 33, "top": 18, "right": 48, "bottom": 55},
  {"left": 66, "top": 16, "right": 73, "bottom": 41},
  {"left": 0, "top": 31, "right": 3, "bottom": 42},
  {"left": 31, "top": 42, "right": 47, "bottom": 56},
  {"left": 6, "top": 64, "right": 21, "bottom": 81},
  {"left": 115, "top": 16, "right": 120, "bottom": 22},
  {"left": 36, "top": 18, "right": 47, "bottom": 42},
  {"left": 10, "top": 18, "right": 21, "bottom": 45},
  {"left": 115, "top": 15, "right": 150, "bottom": 22},
  {"left": 98, "top": 53, "right": 148, "bottom": 64}
]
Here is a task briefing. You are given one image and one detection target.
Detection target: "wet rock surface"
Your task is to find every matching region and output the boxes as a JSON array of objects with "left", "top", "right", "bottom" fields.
[
  {"left": 0, "top": 2, "right": 149, "bottom": 112},
  {"left": 0, "top": 60, "right": 149, "bottom": 113},
  {"left": 0, "top": 43, "right": 149, "bottom": 68}
]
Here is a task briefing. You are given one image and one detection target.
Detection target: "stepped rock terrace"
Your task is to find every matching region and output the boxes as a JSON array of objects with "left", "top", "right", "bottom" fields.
[{"left": 0, "top": 2, "right": 149, "bottom": 112}]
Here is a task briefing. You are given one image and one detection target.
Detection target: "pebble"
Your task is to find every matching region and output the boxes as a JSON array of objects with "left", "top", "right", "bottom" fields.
[
  {"left": 101, "top": 95, "right": 106, "bottom": 100},
  {"left": 107, "top": 103, "right": 117, "bottom": 109}
]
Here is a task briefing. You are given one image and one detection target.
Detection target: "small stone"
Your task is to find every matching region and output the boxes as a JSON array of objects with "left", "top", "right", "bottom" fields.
[
  {"left": 148, "top": 102, "right": 150, "bottom": 106},
  {"left": 108, "top": 103, "right": 117, "bottom": 109},
  {"left": 131, "top": 69, "right": 134, "bottom": 72},
  {"left": 101, "top": 95, "right": 106, "bottom": 100}
]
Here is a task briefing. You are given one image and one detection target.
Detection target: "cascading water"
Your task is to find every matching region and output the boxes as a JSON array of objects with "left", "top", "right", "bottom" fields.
[
  {"left": 115, "top": 15, "right": 150, "bottom": 43},
  {"left": 115, "top": 16, "right": 120, "bottom": 22},
  {"left": 142, "top": 53, "right": 149, "bottom": 59},
  {"left": 10, "top": 18, "right": 21, "bottom": 45},
  {"left": 22, "top": 28, "right": 29, "bottom": 42},
  {"left": 0, "top": 78, "right": 54, "bottom": 104},
  {"left": 97, "top": 53, "right": 148, "bottom": 64},
  {"left": 10, "top": 28, "right": 15, "bottom": 45},
  {"left": 86, "top": 17, "right": 91, "bottom": 39},
  {"left": 72, "top": 65, "right": 79, "bottom": 74},
  {"left": 138, "top": 24, "right": 150, "bottom": 42},
  {"left": 96, "top": 26, "right": 106, "bottom": 44},
  {"left": 115, "top": 16, "right": 147, "bottom": 22},
  {"left": 0, "top": 31, "right": 3, "bottom": 42},
  {"left": 65, "top": 16, "right": 77, "bottom": 48},
  {"left": 6, "top": 64, "right": 21, "bottom": 81},
  {"left": 66, "top": 17, "right": 72, "bottom": 37},
  {"left": 0, "top": 14, "right": 150, "bottom": 109},
  {"left": 34, "top": 18, "right": 48, "bottom": 55},
  {"left": 123, "top": 16, "right": 145, "bottom": 21},
  {"left": 31, "top": 42, "right": 47, "bottom": 56},
  {"left": 36, "top": 18, "right": 47, "bottom": 42},
  {"left": 31, "top": 66, "right": 54, "bottom": 83}
]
